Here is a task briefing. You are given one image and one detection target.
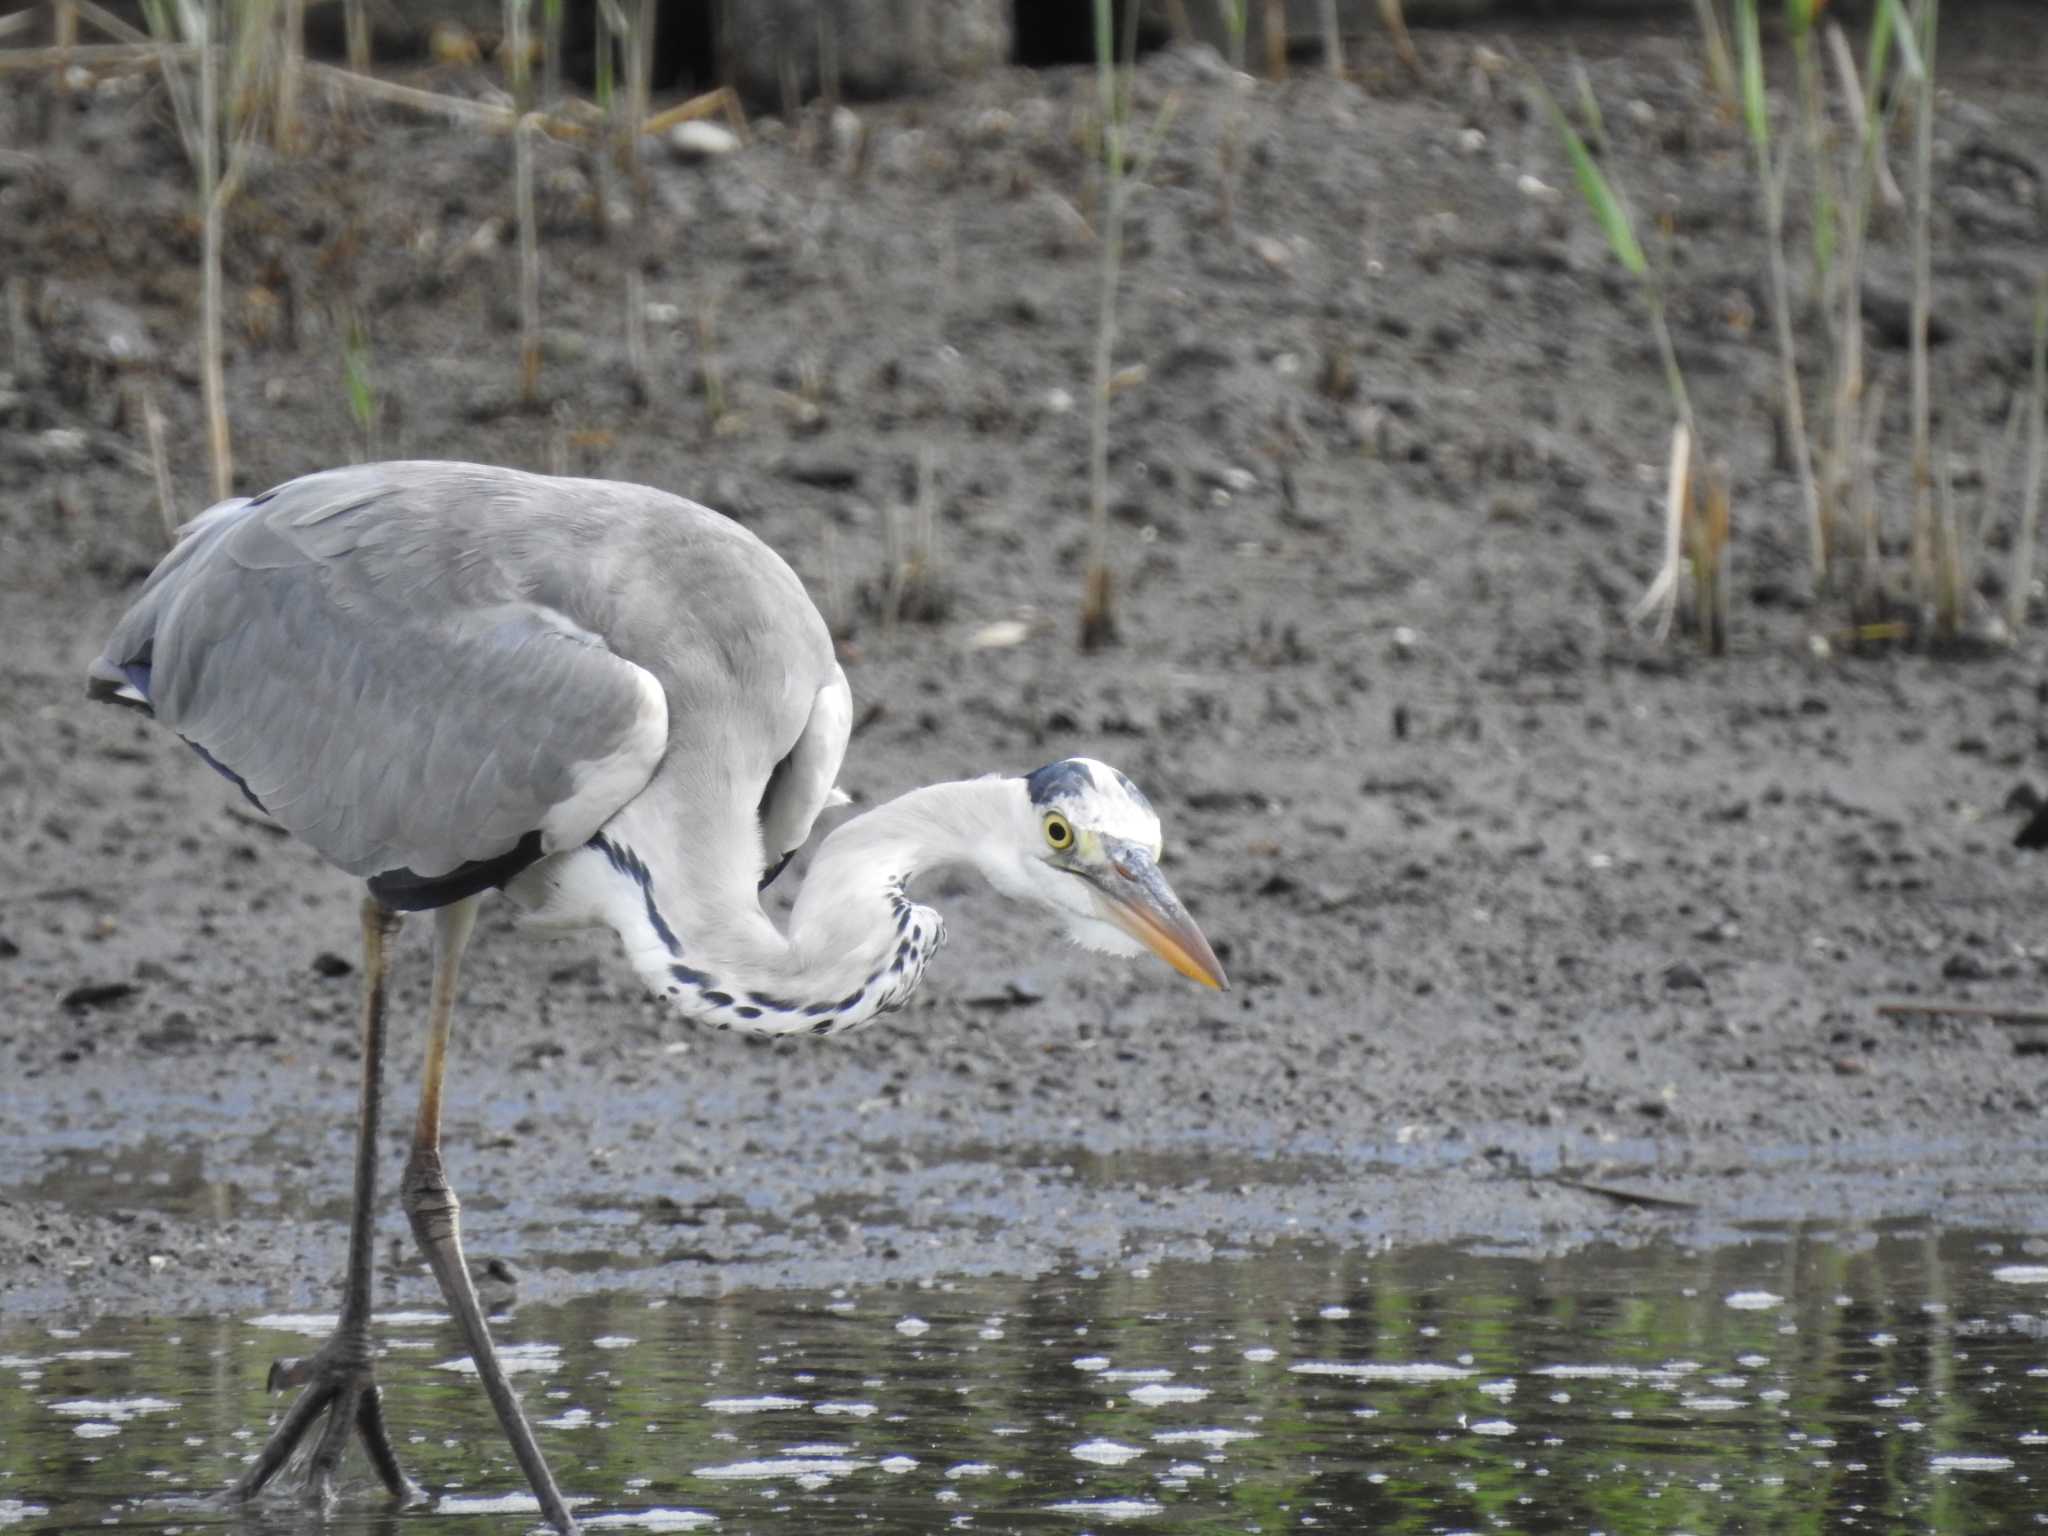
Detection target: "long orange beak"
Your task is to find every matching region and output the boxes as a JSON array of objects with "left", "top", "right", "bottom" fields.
[{"left": 1093, "top": 841, "right": 1228, "bottom": 990}]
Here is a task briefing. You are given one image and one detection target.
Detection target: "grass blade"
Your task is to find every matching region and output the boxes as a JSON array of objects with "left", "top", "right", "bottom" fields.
[{"left": 1535, "top": 81, "right": 1644, "bottom": 278}]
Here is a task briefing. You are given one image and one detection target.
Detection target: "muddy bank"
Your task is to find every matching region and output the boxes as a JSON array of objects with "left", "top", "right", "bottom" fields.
[{"left": 5, "top": 4, "right": 2048, "bottom": 1320}]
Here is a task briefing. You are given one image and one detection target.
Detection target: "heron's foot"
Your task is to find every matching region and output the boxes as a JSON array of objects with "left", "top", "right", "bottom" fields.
[{"left": 226, "top": 1327, "right": 421, "bottom": 1512}]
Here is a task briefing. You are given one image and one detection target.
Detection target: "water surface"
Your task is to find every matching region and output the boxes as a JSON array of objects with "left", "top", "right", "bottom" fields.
[{"left": 3, "top": 1224, "right": 2045, "bottom": 1532}]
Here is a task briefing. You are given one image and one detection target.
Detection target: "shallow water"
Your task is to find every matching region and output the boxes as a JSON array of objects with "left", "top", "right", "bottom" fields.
[{"left": 3, "top": 1224, "right": 2046, "bottom": 1533}]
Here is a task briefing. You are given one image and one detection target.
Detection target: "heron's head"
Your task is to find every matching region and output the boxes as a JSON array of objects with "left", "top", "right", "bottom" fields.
[{"left": 985, "top": 757, "right": 1227, "bottom": 990}]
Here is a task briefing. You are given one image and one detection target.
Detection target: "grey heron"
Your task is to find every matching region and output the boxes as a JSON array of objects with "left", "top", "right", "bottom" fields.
[{"left": 87, "top": 460, "right": 1225, "bottom": 1533}]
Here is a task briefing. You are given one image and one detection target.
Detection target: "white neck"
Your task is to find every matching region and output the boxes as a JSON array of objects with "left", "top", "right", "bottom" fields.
[{"left": 521, "top": 777, "right": 1023, "bottom": 1037}]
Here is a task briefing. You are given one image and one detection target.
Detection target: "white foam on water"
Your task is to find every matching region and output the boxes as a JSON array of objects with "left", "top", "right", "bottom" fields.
[
  {"left": 1318, "top": 1305, "right": 1352, "bottom": 1320},
  {"left": 814, "top": 1401, "right": 877, "bottom": 1417},
  {"left": 1044, "top": 1499, "right": 1164, "bottom": 1521},
  {"left": 593, "top": 1335, "right": 639, "bottom": 1350},
  {"left": 1992, "top": 1266, "right": 2048, "bottom": 1285},
  {"left": 540, "top": 1407, "right": 593, "bottom": 1429},
  {"left": 1073, "top": 1356, "right": 1111, "bottom": 1372},
  {"left": 1099, "top": 1368, "right": 1176, "bottom": 1383},
  {"left": 437, "top": 1494, "right": 544, "bottom": 1515},
  {"left": 1241, "top": 1346, "right": 1277, "bottom": 1363},
  {"left": 1478, "top": 1379, "right": 1516, "bottom": 1399},
  {"left": 72, "top": 1422, "right": 122, "bottom": 1439},
  {"left": 1682, "top": 1396, "right": 1745, "bottom": 1412},
  {"left": 1072, "top": 1437, "right": 1146, "bottom": 1466},
  {"left": 0, "top": 1502, "right": 50, "bottom": 1527},
  {"left": 1469, "top": 1419, "right": 1515, "bottom": 1436},
  {"left": 1129, "top": 1383, "right": 1210, "bottom": 1406},
  {"left": 895, "top": 1317, "right": 931, "bottom": 1337},
  {"left": 1290, "top": 1361, "right": 1473, "bottom": 1381},
  {"left": 879, "top": 1455, "right": 919, "bottom": 1473},
  {"left": 49, "top": 1396, "right": 176, "bottom": 1421},
  {"left": 703, "top": 1396, "right": 804, "bottom": 1415},
  {"left": 1724, "top": 1291, "right": 1784, "bottom": 1311},
  {"left": 945, "top": 1463, "right": 997, "bottom": 1478},
  {"left": 1931, "top": 1454, "right": 2015, "bottom": 1472},
  {"left": 695, "top": 1458, "right": 867, "bottom": 1481},
  {"left": 433, "top": 1342, "right": 560, "bottom": 1375},
  {"left": 582, "top": 1512, "right": 716, "bottom": 1531},
  {"left": 55, "top": 1349, "right": 130, "bottom": 1362}
]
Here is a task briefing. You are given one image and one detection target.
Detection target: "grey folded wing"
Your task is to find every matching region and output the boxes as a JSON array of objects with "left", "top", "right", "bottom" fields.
[{"left": 89, "top": 481, "right": 668, "bottom": 890}]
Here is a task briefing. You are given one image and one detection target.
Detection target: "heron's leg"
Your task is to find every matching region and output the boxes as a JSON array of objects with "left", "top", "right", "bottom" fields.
[
  {"left": 230, "top": 897, "right": 419, "bottom": 1509},
  {"left": 399, "top": 897, "right": 578, "bottom": 1536}
]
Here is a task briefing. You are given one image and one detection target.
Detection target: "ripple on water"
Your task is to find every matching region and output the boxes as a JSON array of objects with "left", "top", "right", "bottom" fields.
[
  {"left": 1290, "top": 1361, "right": 1473, "bottom": 1381},
  {"left": 1930, "top": 1454, "right": 2017, "bottom": 1472},
  {"left": 704, "top": 1396, "right": 805, "bottom": 1414},
  {"left": 1045, "top": 1498, "right": 1165, "bottom": 1521},
  {"left": 694, "top": 1458, "right": 869, "bottom": 1480}
]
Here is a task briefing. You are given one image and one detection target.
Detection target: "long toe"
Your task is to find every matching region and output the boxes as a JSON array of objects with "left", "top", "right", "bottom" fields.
[{"left": 228, "top": 1333, "right": 414, "bottom": 1509}]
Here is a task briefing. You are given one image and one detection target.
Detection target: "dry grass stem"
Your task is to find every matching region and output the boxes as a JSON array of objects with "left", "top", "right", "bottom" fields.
[
  {"left": 640, "top": 87, "right": 741, "bottom": 139},
  {"left": 1824, "top": 20, "right": 1903, "bottom": 211},
  {"left": 1630, "top": 421, "right": 1692, "bottom": 641},
  {"left": 343, "top": 0, "right": 368, "bottom": 74},
  {"left": 1319, "top": 0, "right": 1344, "bottom": 79},
  {"left": 74, "top": 1, "right": 147, "bottom": 45},
  {"left": 1687, "top": 0, "right": 1738, "bottom": 111},
  {"left": 1377, "top": 0, "right": 1425, "bottom": 81},
  {"left": 2010, "top": 277, "right": 2048, "bottom": 633},
  {"left": 141, "top": 387, "right": 178, "bottom": 542},
  {"left": 1906, "top": 1, "right": 1938, "bottom": 618},
  {"left": 515, "top": 112, "right": 541, "bottom": 404}
]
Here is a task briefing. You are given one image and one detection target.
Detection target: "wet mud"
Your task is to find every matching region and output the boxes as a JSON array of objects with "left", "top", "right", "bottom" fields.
[{"left": 5, "top": 5, "right": 2048, "bottom": 1319}]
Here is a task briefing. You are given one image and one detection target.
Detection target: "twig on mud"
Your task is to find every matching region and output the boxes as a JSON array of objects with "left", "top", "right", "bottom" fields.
[
  {"left": 1263, "top": 0, "right": 1286, "bottom": 80},
  {"left": 1878, "top": 1001, "right": 2048, "bottom": 1026},
  {"left": 1549, "top": 1176, "right": 1700, "bottom": 1213},
  {"left": 641, "top": 86, "right": 741, "bottom": 139}
]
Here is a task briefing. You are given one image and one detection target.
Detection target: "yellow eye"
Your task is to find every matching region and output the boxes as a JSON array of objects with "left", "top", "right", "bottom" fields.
[{"left": 1043, "top": 813, "right": 1074, "bottom": 851}]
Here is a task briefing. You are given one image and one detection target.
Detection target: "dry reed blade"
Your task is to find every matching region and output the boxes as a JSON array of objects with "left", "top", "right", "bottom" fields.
[
  {"left": 1906, "top": 0, "right": 1938, "bottom": 622},
  {"left": 141, "top": 386, "right": 178, "bottom": 542},
  {"left": 1378, "top": 0, "right": 1425, "bottom": 82},
  {"left": 515, "top": 111, "right": 541, "bottom": 405},
  {"left": 2010, "top": 275, "right": 2048, "bottom": 633}
]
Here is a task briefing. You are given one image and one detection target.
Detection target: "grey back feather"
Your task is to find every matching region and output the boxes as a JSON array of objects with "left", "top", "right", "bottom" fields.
[{"left": 90, "top": 462, "right": 842, "bottom": 889}]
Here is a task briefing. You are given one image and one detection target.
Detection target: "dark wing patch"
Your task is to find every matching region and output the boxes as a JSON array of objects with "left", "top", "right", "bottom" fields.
[{"left": 369, "top": 830, "right": 546, "bottom": 912}]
